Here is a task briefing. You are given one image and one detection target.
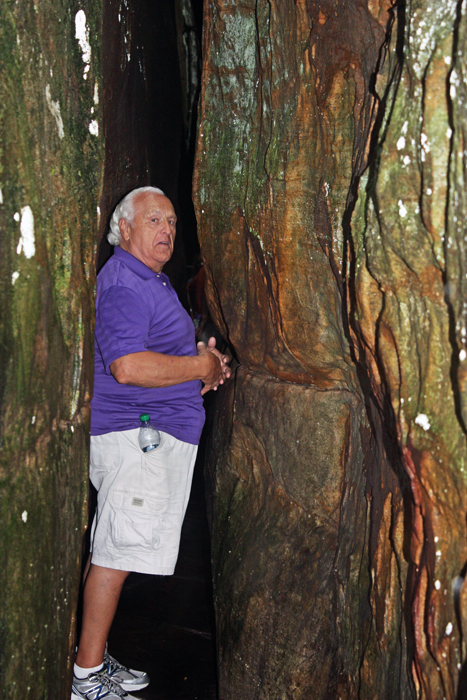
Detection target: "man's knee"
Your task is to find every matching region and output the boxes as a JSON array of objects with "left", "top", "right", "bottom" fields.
[{"left": 86, "top": 564, "right": 130, "bottom": 593}]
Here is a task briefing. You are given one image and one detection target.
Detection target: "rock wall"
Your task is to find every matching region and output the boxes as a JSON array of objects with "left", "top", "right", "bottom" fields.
[
  {"left": 194, "top": 0, "right": 467, "bottom": 698},
  {"left": 0, "top": 1, "right": 102, "bottom": 697},
  {"left": 0, "top": 1, "right": 200, "bottom": 697}
]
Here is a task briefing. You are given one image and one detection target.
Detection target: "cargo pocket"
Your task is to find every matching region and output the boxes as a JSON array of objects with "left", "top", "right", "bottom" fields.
[
  {"left": 108, "top": 489, "right": 168, "bottom": 551},
  {"left": 90, "top": 433, "right": 123, "bottom": 491},
  {"left": 142, "top": 439, "right": 184, "bottom": 496}
]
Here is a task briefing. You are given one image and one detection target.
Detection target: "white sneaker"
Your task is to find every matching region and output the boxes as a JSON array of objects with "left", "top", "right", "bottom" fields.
[
  {"left": 71, "top": 667, "right": 138, "bottom": 699},
  {"left": 104, "top": 650, "right": 150, "bottom": 691}
]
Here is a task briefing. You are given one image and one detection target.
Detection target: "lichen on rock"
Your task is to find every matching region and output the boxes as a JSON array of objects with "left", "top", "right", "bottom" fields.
[
  {"left": 195, "top": 0, "right": 467, "bottom": 697},
  {"left": 0, "top": 0, "right": 102, "bottom": 696}
]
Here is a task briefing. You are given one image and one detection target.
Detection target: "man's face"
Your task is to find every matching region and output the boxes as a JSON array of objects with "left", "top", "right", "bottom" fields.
[{"left": 119, "top": 192, "right": 177, "bottom": 272}]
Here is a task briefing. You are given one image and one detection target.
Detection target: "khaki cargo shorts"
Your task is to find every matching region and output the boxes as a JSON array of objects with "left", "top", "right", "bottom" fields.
[{"left": 89, "top": 428, "right": 197, "bottom": 575}]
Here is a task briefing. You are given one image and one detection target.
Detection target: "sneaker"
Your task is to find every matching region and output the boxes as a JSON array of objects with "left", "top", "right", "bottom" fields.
[
  {"left": 104, "top": 650, "right": 150, "bottom": 691},
  {"left": 71, "top": 667, "right": 138, "bottom": 699}
]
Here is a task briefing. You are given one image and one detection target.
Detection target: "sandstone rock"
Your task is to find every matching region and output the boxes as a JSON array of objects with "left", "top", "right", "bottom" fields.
[
  {"left": 195, "top": 1, "right": 467, "bottom": 697},
  {"left": 0, "top": 1, "right": 201, "bottom": 696},
  {"left": 0, "top": 1, "right": 102, "bottom": 696}
]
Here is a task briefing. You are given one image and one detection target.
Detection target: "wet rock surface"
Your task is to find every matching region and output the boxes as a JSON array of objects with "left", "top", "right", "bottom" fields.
[
  {"left": 0, "top": 1, "right": 202, "bottom": 697},
  {"left": 194, "top": 1, "right": 467, "bottom": 698},
  {"left": 0, "top": 0, "right": 102, "bottom": 697}
]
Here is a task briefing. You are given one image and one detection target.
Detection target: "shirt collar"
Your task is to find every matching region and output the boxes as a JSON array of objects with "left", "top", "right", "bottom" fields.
[{"left": 113, "top": 246, "right": 168, "bottom": 281}]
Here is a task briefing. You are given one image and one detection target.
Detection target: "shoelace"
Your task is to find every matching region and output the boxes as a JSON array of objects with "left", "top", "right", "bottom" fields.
[
  {"left": 88, "top": 670, "right": 127, "bottom": 697},
  {"left": 105, "top": 655, "right": 133, "bottom": 677}
]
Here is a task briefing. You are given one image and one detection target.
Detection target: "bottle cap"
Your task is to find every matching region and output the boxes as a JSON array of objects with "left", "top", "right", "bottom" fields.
[{"left": 140, "top": 413, "right": 150, "bottom": 422}]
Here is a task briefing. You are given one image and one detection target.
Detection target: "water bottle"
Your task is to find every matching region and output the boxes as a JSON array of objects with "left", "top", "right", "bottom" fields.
[{"left": 138, "top": 413, "right": 161, "bottom": 452}]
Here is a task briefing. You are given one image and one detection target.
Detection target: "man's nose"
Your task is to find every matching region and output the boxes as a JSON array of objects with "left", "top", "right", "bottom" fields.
[{"left": 159, "top": 217, "right": 170, "bottom": 234}]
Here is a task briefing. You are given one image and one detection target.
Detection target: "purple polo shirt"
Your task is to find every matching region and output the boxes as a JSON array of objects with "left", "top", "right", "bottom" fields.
[{"left": 91, "top": 247, "right": 205, "bottom": 445}]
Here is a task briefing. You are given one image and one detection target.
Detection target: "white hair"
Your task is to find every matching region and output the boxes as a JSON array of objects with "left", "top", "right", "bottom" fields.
[{"left": 107, "top": 186, "right": 165, "bottom": 246}]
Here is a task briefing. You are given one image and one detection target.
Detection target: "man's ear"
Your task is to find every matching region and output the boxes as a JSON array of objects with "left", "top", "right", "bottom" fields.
[{"left": 119, "top": 217, "right": 131, "bottom": 240}]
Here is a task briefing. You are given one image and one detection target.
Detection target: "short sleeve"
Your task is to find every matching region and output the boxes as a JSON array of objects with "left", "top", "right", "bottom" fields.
[{"left": 95, "top": 285, "right": 150, "bottom": 373}]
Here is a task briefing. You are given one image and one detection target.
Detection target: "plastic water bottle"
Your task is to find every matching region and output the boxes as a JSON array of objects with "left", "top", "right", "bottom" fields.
[{"left": 138, "top": 413, "right": 161, "bottom": 452}]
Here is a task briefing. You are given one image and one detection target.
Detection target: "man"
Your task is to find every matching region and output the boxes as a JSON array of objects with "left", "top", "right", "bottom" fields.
[{"left": 71, "top": 187, "right": 230, "bottom": 700}]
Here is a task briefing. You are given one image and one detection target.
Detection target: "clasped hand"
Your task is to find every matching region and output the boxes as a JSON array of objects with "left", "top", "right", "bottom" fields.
[{"left": 197, "top": 336, "right": 231, "bottom": 395}]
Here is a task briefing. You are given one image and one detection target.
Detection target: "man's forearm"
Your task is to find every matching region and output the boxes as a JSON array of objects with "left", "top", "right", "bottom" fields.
[{"left": 110, "top": 350, "right": 218, "bottom": 388}]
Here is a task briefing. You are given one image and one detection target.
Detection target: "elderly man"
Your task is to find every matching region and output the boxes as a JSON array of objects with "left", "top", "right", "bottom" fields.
[{"left": 71, "top": 187, "right": 230, "bottom": 700}]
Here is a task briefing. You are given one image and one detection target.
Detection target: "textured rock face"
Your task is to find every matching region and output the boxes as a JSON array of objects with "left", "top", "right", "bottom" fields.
[
  {"left": 194, "top": 1, "right": 467, "bottom": 698},
  {"left": 0, "top": 1, "right": 196, "bottom": 697},
  {"left": 0, "top": 1, "right": 102, "bottom": 697}
]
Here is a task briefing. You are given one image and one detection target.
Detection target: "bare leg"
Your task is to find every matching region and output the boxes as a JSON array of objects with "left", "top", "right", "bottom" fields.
[{"left": 76, "top": 563, "right": 129, "bottom": 669}]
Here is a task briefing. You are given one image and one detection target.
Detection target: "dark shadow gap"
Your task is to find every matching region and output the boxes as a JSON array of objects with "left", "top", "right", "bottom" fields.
[{"left": 79, "top": 1, "right": 219, "bottom": 698}]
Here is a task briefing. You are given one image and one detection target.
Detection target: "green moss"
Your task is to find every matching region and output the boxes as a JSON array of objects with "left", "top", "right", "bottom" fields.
[{"left": 0, "top": 0, "right": 102, "bottom": 696}]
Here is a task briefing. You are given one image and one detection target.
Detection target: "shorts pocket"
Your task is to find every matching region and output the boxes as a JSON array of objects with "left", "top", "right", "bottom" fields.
[
  {"left": 142, "top": 442, "right": 185, "bottom": 496},
  {"left": 90, "top": 433, "right": 123, "bottom": 490},
  {"left": 107, "top": 489, "right": 168, "bottom": 551}
]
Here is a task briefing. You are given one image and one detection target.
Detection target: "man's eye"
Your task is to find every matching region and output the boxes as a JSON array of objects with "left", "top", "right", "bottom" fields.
[
  {"left": 151, "top": 218, "right": 158, "bottom": 223},
  {"left": 169, "top": 220, "right": 176, "bottom": 226}
]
